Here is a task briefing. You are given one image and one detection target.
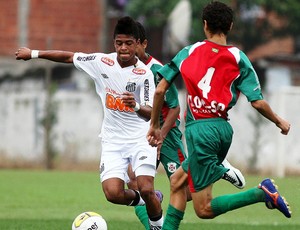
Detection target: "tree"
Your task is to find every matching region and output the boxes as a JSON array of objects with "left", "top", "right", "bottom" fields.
[
  {"left": 126, "top": 0, "right": 300, "bottom": 53},
  {"left": 125, "top": 0, "right": 178, "bottom": 27}
]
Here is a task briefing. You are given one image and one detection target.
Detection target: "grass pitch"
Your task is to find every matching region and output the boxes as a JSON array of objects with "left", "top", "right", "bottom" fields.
[{"left": 0, "top": 169, "right": 299, "bottom": 229}]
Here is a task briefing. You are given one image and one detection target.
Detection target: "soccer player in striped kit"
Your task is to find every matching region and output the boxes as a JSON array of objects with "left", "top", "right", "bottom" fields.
[
  {"left": 130, "top": 21, "right": 246, "bottom": 229},
  {"left": 147, "top": 2, "right": 291, "bottom": 229}
]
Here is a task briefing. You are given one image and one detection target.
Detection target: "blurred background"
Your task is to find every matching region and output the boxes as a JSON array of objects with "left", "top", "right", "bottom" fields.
[{"left": 0, "top": 0, "right": 299, "bottom": 176}]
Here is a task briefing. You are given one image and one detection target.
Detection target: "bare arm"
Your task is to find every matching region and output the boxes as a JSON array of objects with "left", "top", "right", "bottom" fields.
[
  {"left": 251, "top": 99, "right": 291, "bottom": 135},
  {"left": 147, "top": 78, "right": 170, "bottom": 146},
  {"left": 15, "top": 47, "right": 74, "bottom": 63},
  {"left": 160, "top": 106, "right": 180, "bottom": 140}
]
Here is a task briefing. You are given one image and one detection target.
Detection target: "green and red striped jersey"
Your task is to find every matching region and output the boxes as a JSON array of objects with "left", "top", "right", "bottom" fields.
[{"left": 158, "top": 40, "right": 263, "bottom": 124}]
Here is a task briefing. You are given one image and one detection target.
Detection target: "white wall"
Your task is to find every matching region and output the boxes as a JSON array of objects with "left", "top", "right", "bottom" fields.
[
  {"left": 0, "top": 66, "right": 299, "bottom": 175},
  {"left": 0, "top": 82, "right": 103, "bottom": 166}
]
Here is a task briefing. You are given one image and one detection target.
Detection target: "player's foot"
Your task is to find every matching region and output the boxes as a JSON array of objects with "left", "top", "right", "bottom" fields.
[
  {"left": 149, "top": 225, "right": 162, "bottom": 230},
  {"left": 258, "top": 178, "right": 292, "bottom": 218},
  {"left": 155, "top": 190, "right": 163, "bottom": 203},
  {"left": 149, "top": 217, "right": 163, "bottom": 230},
  {"left": 221, "top": 159, "right": 245, "bottom": 189}
]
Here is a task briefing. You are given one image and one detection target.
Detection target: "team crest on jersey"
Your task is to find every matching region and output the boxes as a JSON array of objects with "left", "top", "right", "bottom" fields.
[
  {"left": 212, "top": 48, "right": 219, "bottom": 53},
  {"left": 101, "top": 57, "right": 114, "bottom": 66},
  {"left": 126, "top": 81, "right": 136, "bottom": 92},
  {"left": 167, "top": 162, "right": 177, "bottom": 173},
  {"left": 132, "top": 68, "right": 146, "bottom": 75}
]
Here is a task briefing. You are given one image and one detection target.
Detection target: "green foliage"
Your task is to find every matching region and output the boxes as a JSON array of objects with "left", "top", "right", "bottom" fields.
[
  {"left": 126, "top": 0, "right": 300, "bottom": 53},
  {"left": 260, "top": 0, "right": 300, "bottom": 35},
  {"left": 125, "top": 0, "right": 178, "bottom": 27}
]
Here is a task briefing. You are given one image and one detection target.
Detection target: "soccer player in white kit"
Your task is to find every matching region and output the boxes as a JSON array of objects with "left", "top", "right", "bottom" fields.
[{"left": 15, "top": 16, "right": 163, "bottom": 229}]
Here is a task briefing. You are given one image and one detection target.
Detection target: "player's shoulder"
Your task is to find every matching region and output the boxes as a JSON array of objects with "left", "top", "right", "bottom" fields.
[{"left": 148, "top": 56, "right": 163, "bottom": 66}]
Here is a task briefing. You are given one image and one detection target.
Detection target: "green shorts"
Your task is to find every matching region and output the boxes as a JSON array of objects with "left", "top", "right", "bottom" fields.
[
  {"left": 160, "top": 127, "right": 187, "bottom": 178},
  {"left": 185, "top": 118, "right": 233, "bottom": 192}
]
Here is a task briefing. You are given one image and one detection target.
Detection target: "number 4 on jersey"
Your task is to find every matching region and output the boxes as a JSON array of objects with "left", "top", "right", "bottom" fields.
[{"left": 197, "top": 67, "right": 215, "bottom": 99}]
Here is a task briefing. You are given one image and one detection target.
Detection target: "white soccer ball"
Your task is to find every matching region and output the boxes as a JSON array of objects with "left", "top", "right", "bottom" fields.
[{"left": 72, "top": 211, "right": 108, "bottom": 230}]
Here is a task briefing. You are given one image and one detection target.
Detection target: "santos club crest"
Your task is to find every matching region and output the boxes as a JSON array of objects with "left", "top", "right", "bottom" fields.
[{"left": 126, "top": 81, "right": 136, "bottom": 92}]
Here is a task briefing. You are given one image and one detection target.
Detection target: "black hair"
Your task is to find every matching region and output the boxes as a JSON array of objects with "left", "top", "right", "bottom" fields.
[
  {"left": 136, "top": 21, "right": 147, "bottom": 43},
  {"left": 113, "top": 16, "right": 139, "bottom": 40},
  {"left": 202, "top": 1, "right": 233, "bottom": 35}
]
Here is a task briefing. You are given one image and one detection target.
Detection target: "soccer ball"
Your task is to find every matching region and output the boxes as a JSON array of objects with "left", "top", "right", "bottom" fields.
[{"left": 72, "top": 211, "right": 107, "bottom": 230}]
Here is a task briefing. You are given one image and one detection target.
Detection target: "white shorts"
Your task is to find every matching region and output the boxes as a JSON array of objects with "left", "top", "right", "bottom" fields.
[{"left": 99, "top": 140, "right": 157, "bottom": 183}]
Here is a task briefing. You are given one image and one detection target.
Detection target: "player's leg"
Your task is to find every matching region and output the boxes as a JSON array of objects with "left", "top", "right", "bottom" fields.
[
  {"left": 136, "top": 168, "right": 163, "bottom": 229},
  {"left": 162, "top": 166, "right": 187, "bottom": 230},
  {"left": 192, "top": 184, "right": 263, "bottom": 218},
  {"left": 199, "top": 179, "right": 291, "bottom": 218},
  {"left": 159, "top": 132, "right": 192, "bottom": 202},
  {"left": 102, "top": 178, "right": 138, "bottom": 204},
  {"left": 127, "top": 164, "right": 150, "bottom": 229},
  {"left": 133, "top": 141, "right": 163, "bottom": 229},
  {"left": 188, "top": 121, "right": 291, "bottom": 219},
  {"left": 100, "top": 142, "right": 144, "bottom": 206}
]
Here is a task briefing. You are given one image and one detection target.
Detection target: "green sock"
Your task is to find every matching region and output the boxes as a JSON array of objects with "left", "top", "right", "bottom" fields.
[
  {"left": 211, "top": 187, "right": 265, "bottom": 216},
  {"left": 162, "top": 205, "right": 184, "bottom": 230},
  {"left": 134, "top": 206, "right": 150, "bottom": 230}
]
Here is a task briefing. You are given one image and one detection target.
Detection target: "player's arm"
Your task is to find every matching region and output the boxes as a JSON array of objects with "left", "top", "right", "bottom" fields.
[
  {"left": 121, "top": 92, "right": 152, "bottom": 121},
  {"left": 251, "top": 99, "right": 291, "bottom": 135},
  {"left": 15, "top": 47, "right": 74, "bottom": 63},
  {"left": 147, "top": 78, "right": 170, "bottom": 147},
  {"left": 160, "top": 82, "right": 180, "bottom": 139},
  {"left": 136, "top": 104, "right": 152, "bottom": 121},
  {"left": 160, "top": 106, "right": 180, "bottom": 139}
]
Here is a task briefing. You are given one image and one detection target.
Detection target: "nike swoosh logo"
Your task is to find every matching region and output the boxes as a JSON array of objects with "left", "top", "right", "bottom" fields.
[{"left": 233, "top": 171, "right": 243, "bottom": 187}]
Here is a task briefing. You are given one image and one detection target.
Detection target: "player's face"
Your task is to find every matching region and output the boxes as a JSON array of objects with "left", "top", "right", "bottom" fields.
[{"left": 114, "top": 34, "right": 138, "bottom": 67}]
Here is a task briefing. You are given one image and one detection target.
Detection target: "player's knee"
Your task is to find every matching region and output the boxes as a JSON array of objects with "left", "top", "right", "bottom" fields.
[
  {"left": 170, "top": 174, "right": 186, "bottom": 193},
  {"left": 139, "top": 186, "right": 153, "bottom": 201},
  {"left": 170, "top": 178, "right": 179, "bottom": 193},
  {"left": 103, "top": 188, "right": 120, "bottom": 204},
  {"left": 194, "top": 208, "right": 214, "bottom": 219}
]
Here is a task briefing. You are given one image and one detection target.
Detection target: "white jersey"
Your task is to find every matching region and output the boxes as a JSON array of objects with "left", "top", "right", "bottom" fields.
[{"left": 73, "top": 52, "right": 155, "bottom": 143}]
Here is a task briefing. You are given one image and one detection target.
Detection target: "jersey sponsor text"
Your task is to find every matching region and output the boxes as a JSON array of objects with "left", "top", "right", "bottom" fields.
[
  {"left": 105, "top": 93, "right": 133, "bottom": 112},
  {"left": 77, "top": 55, "right": 96, "bottom": 62}
]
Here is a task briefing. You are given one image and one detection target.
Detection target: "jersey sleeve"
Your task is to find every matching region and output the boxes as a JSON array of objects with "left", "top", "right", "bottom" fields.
[
  {"left": 237, "top": 51, "right": 264, "bottom": 102},
  {"left": 158, "top": 45, "right": 191, "bottom": 83},
  {"left": 73, "top": 52, "right": 100, "bottom": 80}
]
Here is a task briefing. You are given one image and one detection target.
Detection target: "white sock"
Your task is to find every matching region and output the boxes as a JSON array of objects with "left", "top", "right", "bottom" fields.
[
  {"left": 128, "top": 190, "right": 145, "bottom": 206},
  {"left": 149, "top": 216, "right": 164, "bottom": 228}
]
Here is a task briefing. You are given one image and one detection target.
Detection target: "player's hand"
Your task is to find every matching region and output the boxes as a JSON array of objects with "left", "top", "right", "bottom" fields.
[
  {"left": 147, "top": 127, "right": 163, "bottom": 147},
  {"left": 276, "top": 117, "right": 291, "bottom": 135},
  {"left": 15, "top": 47, "right": 31, "bottom": 61},
  {"left": 121, "top": 92, "right": 136, "bottom": 108}
]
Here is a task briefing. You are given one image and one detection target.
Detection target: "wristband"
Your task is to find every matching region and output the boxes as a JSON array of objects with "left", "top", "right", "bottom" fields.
[
  {"left": 31, "top": 50, "right": 39, "bottom": 59},
  {"left": 133, "top": 102, "right": 140, "bottom": 111}
]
